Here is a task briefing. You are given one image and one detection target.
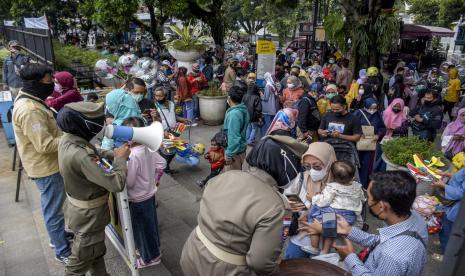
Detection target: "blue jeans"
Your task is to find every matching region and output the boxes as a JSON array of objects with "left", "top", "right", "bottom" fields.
[
  {"left": 246, "top": 122, "right": 258, "bottom": 145},
  {"left": 129, "top": 196, "right": 161, "bottom": 263},
  {"left": 34, "top": 172, "right": 70, "bottom": 257},
  {"left": 439, "top": 216, "right": 454, "bottom": 254},
  {"left": 183, "top": 101, "right": 194, "bottom": 121},
  {"left": 284, "top": 240, "right": 312, "bottom": 259},
  {"left": 193, "top": 95, "right": 200, "bottom": 119},
  {"left": 261, "top": 114, "right": 274, "bottom": 136}
]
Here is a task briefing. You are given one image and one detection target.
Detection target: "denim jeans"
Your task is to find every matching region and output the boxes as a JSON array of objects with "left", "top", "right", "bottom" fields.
[
  {"left": 34, "top": 172, "right": 71, "bottom": 257},
  {"left": 193, "top": 95, "right": 200, "bottom": 119},
  {"left": 284, "top": 240, "right": 312, "bottom": 259},
  {"left": 261, "top": 114, "right": 274, "bottom": 136},
  {"left": 129, "top": 196, "right": 161, "bottom": 263},
  {"left": 439, "top": 216, "right": 454, "bottom": 254},
  {"left": 246, "top": 122, "right": 258, "bottom": 145},
  {"left": 183, "top": 101, "right": 194, "bottom": 121}
]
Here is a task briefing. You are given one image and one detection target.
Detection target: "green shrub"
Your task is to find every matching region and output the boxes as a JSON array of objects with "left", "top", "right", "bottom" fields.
[
  {"left": 53, "top": 41, "right": 117, "bottom": 69},
  {"left": 0, "top": 48, "right": 9, "bottom": 61},
  {"left": 199, "top": 80, "right": 225, "bottom": 97},
  {"left": 382, "top": 136, "right": 445, "bottom": 167}
]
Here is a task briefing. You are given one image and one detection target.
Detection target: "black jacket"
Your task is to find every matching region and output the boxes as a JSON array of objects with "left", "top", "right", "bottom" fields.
[
  {"left": 242, "top": 86, "right": 262, "bottom": 123},
  {"left": 297, "top": 95, "right": 320, "bottom": 133},
  {"left": 409, "top": 100, "right": 443, "bottom": 141}
]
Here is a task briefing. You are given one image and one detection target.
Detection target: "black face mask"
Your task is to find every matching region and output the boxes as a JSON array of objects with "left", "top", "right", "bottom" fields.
[
  {"left": 157, "top": 98, "right": 166, "bottom": 104},
  {"left": 392, "top": 108, "right": 402, "bottom": 113},
  {"left": 22, "top": 80, "right": 54, "bottom": 100},
  {"left": 424, "top": 100, "right": 433, "bottom": 106},
  {"left": 334, "top": 111, "right": 344, "bottom": 117}
]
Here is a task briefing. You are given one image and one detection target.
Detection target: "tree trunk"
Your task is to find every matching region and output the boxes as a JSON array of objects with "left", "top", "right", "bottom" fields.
[{"left": 208, "top": 18, "right": 225, "bottom": 47}]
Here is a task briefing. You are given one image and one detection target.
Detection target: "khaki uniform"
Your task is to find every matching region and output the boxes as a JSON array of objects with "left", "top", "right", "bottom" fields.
[
  {"left": 58, "top": 133, "right": 127, "bottom": 276},
  {"left": 180, "top": 168, "right": 291, "bottom": 275}
]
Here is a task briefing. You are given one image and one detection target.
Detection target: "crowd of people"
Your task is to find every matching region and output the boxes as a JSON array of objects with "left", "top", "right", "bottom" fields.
[{"left": 3, "top": 36, "right": 465, "bottom": 276}]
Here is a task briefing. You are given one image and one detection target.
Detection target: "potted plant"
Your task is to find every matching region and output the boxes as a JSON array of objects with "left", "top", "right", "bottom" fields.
[
  {"left": 381, "top": 137, "right": 446, "bottom": 171},
  {"left": 198, "top": 81, "right": 228, "bottom": 126},
  {"left": 163, "top": 21, "right": 208, "bottom": 73}
]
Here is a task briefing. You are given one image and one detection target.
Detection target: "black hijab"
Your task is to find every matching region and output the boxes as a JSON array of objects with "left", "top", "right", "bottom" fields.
[
  {"left": 246, "top": 137, "right": 302, "bottom": 187},
  {"left": 57, "top": 106, "right": 104, "bottom": 141}
]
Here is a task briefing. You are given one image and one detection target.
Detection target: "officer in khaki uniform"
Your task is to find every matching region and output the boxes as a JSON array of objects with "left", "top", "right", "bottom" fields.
[
  {"left": 56, "top": 102, "right": 130, "bottom": 276},
  {"left": 180, "top": 135, "right": 306, "bottom": 275}
]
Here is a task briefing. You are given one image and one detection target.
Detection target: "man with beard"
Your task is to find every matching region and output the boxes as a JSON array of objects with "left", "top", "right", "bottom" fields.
[
  {"left": 13, "top": 63, "right": 71, "bottom": 263},
  {"left": 56, "top": 101, "right": 132, "bottom": 275},
  {"left": 301, "top": 171, "right": 428, "bottom": 276}
]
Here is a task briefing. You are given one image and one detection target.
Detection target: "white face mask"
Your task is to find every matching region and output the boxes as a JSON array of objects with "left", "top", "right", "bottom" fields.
[
  {"left": 287, "top": 83, "right": 295, "bottom": 89},
  {"left": 366, "top": 109, "right": 377, "bottom": 115},
  {"left": 308, "top": 168, "right": 326, "bottom": 182},
  {"left": 358, "top": 89, "right": 364, "bottom": 95},
  {"left": 130, "top": 93, "right": 144, "bottom": 103}
]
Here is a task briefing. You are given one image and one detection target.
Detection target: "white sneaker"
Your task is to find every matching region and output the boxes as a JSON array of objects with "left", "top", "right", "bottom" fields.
[
  {"left": 301, "top": 245, "right": 320, "bottom": 255},
  {"left": 55, "top": 255, "right": 70, "bottom": 265}
]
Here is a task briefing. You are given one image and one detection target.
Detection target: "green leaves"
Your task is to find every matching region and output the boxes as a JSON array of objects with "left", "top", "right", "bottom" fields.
[
  {"left": 382, "top": 137, "right": 445, "bottom": 167},
  {"left": 53, "top": 40, "right": 117, "bottom": 69},
  {"left": 163, "top": 21, "right": 208, "bottom": 51}
]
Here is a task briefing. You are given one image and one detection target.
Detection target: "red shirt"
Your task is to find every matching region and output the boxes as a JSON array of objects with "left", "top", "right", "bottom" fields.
[
  {"left": 207, "top": 147, "right": 225, "bottom": 169},
  {"left": 187, "top": 72, "right": 208, "bottom": 95}
]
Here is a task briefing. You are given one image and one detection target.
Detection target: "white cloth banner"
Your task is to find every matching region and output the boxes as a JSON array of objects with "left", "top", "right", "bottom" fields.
[
  {"left": 3, "top": 20, "right": 14, "bottom": 26},
  {"left": 24, "top": 16, "right": 49, "bottom": 29}
]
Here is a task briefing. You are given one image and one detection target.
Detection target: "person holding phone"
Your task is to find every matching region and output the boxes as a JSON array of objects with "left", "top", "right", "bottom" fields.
[{"left": 283, "top": 142, "right": 337, "bottom": 259}]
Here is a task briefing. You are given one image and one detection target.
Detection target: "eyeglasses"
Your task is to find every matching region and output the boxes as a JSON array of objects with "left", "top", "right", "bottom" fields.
[{"left": 302, "top": 164, "right": 324, "bottom": 171}]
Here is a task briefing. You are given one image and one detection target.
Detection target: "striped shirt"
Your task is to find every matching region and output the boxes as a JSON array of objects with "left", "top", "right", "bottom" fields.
[{"left": 345, "top": 211, "right": 428, "bottom": 276}]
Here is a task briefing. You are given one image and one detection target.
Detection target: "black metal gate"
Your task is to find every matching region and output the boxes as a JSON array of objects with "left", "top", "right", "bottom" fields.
[{"left": 0, "top": 26, "right": 55, "bottom": 68}]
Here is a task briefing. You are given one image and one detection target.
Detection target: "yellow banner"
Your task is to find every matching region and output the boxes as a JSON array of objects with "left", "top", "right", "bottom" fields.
[{"left": 256, "top": 40, "right": 276, "bottom": 54}]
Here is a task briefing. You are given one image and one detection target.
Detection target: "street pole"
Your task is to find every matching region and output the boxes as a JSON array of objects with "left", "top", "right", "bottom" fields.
[{"left": 311, "top": 0, "right": 319, "bottom": 53}]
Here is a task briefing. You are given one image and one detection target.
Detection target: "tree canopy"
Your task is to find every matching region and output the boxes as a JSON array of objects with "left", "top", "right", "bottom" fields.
[{"left": 408, "top": 0, "right": 465, "bottom": 27}]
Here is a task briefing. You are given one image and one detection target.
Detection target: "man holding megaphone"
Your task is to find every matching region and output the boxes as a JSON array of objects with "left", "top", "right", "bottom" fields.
[{"left": 56, "top": 102, "right": 131, "bottom": 275}]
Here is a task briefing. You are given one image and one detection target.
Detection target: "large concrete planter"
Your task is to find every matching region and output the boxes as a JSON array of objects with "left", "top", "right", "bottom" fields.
[
  {"left": 381, "top": 153, "right": 409, "bottom": 172},
  {"left": 198, "top": 95, "right": 228, "bottom": 126},
  {"left": 167, "top": 48, "right": 204, "bottom": 73}
]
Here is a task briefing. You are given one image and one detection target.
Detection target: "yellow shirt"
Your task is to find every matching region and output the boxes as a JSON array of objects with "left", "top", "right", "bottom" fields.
[
  {"left": 445, "top": 78, "right": 461, "bottom": 103},
  {"left": 345, "top": 81, "right": 359, "bottom": 107},
  {"left": 317, "top": 98, "right": 330, "bottom": 115},
  {"left": 13, "top": 91, "right": 62, "bottom": 178}
]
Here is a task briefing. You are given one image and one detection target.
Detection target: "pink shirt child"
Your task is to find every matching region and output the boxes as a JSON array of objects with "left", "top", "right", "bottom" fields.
[{"left": 126, "top": 145, "right": 166, "bottom": 202}]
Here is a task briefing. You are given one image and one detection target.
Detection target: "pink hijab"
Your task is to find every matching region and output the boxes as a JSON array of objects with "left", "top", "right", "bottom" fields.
[
  {"left": 383, "top": 98, "right": 407, "bottom": 138},
  {"left": 444, "top": 108, "right": 465, "bottom": 154}
]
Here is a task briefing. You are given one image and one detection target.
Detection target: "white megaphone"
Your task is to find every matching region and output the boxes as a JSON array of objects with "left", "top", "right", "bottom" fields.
[{"left": 104, "top": 121, "right": 164, "bottom": 152}]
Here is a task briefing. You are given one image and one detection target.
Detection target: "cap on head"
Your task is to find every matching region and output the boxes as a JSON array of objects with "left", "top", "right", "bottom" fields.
[
  {"left": 161, "top": 60, "right": 171, "bottom": 67},
  {"left": 248, "top": 72, "right": 256, "bottom": 79}
]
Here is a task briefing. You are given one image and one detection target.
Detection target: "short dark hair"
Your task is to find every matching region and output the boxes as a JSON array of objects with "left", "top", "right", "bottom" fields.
[
  {"left": 338, "top": 84, "right": 347, "bottom": 91},
  {"left": 331, "top": 160, "right": 355, "bottom": 184},
  {"left": 370, "top": 171, "right": 416, "bottom": 216},
  {"left": 396, "top": 67, "right": 405, "bottom": 74},
  {"left": 20, "top": 63, "right": 53, "bottom": 81},
  {"left": 425, "top": 89, "right": 439, "bottom": 99},
  {"left": 330, "top": 94, "right": 347, "bottom": 106},
  {"left": 228, "top": 86, "right": 245, "bottom": 103},
  {"left": 87, "top": 92, "right": 99, "bottom": 101},
  {"left": 122, "top": 116, "right": 144, "bottom": 127},
  {"left": 126, "top": 77, "right": 146, "bottom": 90},
  {"left": 341, "top": 59, "right": 349, "bottom": 68}
]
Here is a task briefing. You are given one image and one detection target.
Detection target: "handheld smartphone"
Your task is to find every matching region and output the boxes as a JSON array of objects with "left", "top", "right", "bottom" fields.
[
  {"left": 322, "top": 212, "right": 337, "bottom": 238},
  {"left": 285, "top": 194, "right": 308, "bottom": 210}
]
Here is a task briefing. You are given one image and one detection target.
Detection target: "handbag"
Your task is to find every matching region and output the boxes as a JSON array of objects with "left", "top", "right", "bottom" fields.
[{"left": 356, "top": 111, "right": 377, "bottom": 151}]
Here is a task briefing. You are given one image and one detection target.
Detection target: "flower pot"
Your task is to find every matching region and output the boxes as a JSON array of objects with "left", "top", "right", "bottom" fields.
[
  {"left": 198, "top": 95, "right": 228, "bottom": 126},
  {"left": 381, "top": 153, "right": 409, "bottom": 172},
  {"left": 167, "top": 48, "right": 204, "bottom": 73}
]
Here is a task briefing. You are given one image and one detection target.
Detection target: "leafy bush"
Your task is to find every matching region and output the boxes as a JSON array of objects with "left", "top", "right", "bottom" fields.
[
  {"left": 382, "top": 136, "right": 445, "bottom": 166},
  {"left": 199, "top": 80, "right": 225, "bottom": 97},
  {"left": 53, "top": 41, "right": 117, "bottom": 69},
  {"left": 0, "top": 48, "right": 9, "bottom": 61}
]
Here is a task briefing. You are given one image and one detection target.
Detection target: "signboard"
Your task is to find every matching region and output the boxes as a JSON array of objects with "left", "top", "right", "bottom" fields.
[
  {"left": 256, "top": 54, "right": 276, "bottom": 80},
  {"left": 315, "top": 26, "right": 326, "bottom": 42},
  {"left": 256, "top": 40, "right": 276, "bottom": 54}
]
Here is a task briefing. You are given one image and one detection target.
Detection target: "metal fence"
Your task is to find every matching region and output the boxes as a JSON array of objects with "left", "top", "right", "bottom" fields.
[{"left": 0, "top": 26, "right": 55, "bottom": 68}]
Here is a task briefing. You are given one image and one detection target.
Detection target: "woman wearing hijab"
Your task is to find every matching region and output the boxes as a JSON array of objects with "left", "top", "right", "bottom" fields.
[
  {"left": 46, "top": 71, "right": 83, "bottom": 111},
  {"left": 180, "top": 135, "right": 305, "bottom": 276},
  {"left": 261, "top": 72, "right": 278, "bottom": 136},
  {"left": 266, "top": 108, "right": 298, "bottom": 137},
  {"left": 383, "top": 98, "right": 409, "bottom": 139},
  {"left": 442, "top": 108, "right": 465, "bottom": 158},
  {"left": 354, "top": 98, "right": 386, "bottom": 188},
  {"left": 283, "top": 142, "right": 337, "bottom": 259},
  {"left": 281, "top": 76, "right": 304, "bottom": 107}
]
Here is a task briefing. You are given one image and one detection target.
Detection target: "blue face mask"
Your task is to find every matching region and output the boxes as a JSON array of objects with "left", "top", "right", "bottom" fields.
[
  {"left": 130, "top": 93, "right": 144, "bottom": 103},
  {"left": 326, "top": 93, "right": 337, "bottom": 99}
]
